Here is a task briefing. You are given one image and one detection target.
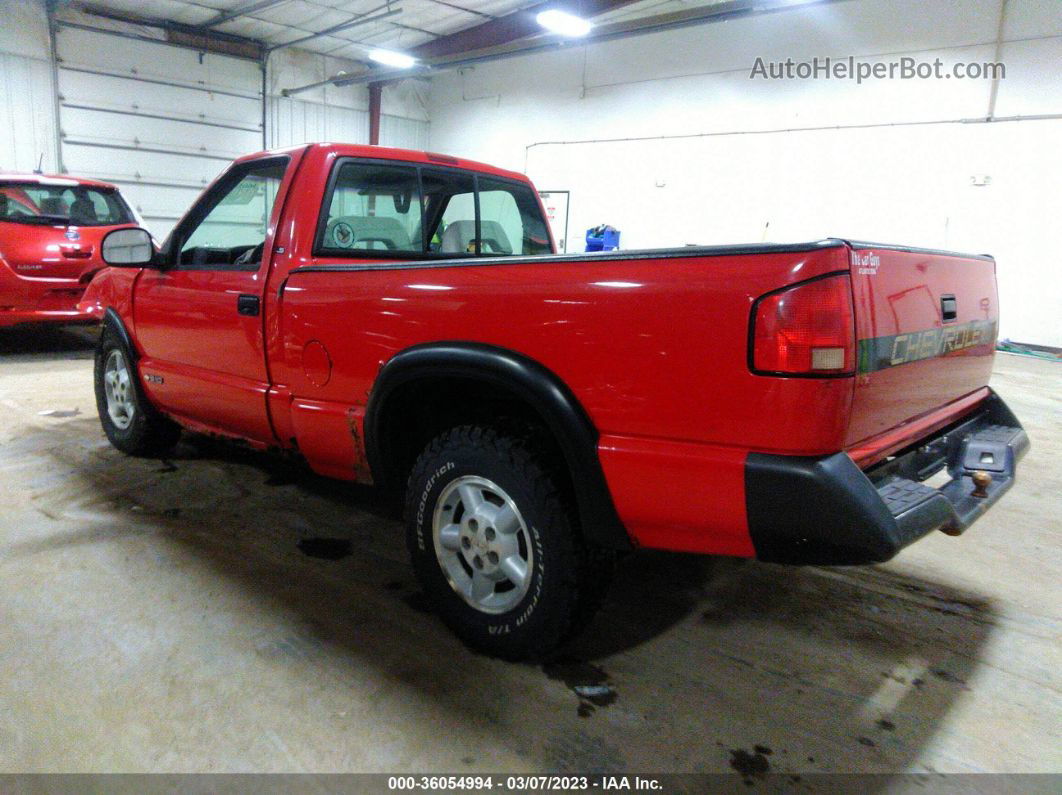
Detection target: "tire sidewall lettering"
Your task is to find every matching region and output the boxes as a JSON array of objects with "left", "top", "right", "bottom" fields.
[
  {"left": 486, "top": 522, "right": 545, "bottom": 635},
  {"left": 416, "top": 458, "right": 547, "bottom": 637},
  {"left": 415, "top": 461, "right": 455, "bottom": 551},
  {"left": 405, "top": 427, "right": 585, "bottom": 658}
]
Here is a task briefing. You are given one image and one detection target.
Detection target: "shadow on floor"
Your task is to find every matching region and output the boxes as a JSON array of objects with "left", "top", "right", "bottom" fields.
[
  {"left": 0, "top": 324, "right": 98, "bottom": 361},
  {"left": 15, "top": 418, "right": 999, "bottom": 777}
]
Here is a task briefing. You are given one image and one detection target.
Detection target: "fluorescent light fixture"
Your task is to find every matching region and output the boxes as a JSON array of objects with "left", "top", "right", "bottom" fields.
[
  {"left": 368, "top": 48, "right": 416, "bottom": 69},
  {"left": 536, "top": 9, "right": 592, "bottom": 37}
]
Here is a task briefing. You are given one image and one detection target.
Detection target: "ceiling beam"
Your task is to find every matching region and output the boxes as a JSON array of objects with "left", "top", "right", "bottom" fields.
[
  {"left": 410, "top": 0, "right": 643, "bottom": 60},
  {"left": 281, "top": 0, "right": 851, "bottom": 95},
  {"left": 67, "top": 2, "right": 265, "bottom": 59},
  {"left": 267, "top": 3, "right": 402, "bottom": 52},
  {"left": 204, "top": 0, "right": 292, "bottom": 28},
  {"left": 425, "top": 0, "right": 496, "bottom": 20},
  {"left": 422, "top": 0, "right": 854, "bottom": 68}
]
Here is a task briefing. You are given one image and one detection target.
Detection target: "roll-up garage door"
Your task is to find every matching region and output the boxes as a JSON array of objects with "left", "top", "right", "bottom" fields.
[{"left": 53, "top": 23, "right": 263, "bottom": 239}]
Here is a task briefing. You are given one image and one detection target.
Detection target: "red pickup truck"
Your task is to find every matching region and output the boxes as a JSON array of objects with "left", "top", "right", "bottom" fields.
[
  {"left": 82, "top": 143, "right": 1028, "bottom": 659},
  {"left": 0, "top": 173, "right": 138, "bottom": 327}
]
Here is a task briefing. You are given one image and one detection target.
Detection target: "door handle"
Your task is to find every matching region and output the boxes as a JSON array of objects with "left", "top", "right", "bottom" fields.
[
  {"left": 941, "top": 294, "right": 957, "bottom": 323},
  {"left": 237, "top": 294, "right": 260, "bottom": 316}
]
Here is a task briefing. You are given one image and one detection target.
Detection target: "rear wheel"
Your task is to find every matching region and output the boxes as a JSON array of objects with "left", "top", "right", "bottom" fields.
[
  {"left": 94, "top": 325, "right": 181, "bottom": 456},
  {"left": 405, "top": 425, "right": 610, "bottom": 660},
  {"left": 433, "top": 474, "right": 536, "bottom": 616}
]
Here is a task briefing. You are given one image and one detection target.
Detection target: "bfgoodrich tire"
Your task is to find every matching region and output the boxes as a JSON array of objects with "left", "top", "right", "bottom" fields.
[
  {"left": 94, "top": 325, "right": 181, "bottom": 456},
  {"left": 405, "top": 425, "right": 608, "bottom": 660}
]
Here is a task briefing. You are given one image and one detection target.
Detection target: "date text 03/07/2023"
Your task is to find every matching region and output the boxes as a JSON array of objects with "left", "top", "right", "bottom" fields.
[{"left": 386, "top": 775, "right": 664, "bottom": 791}]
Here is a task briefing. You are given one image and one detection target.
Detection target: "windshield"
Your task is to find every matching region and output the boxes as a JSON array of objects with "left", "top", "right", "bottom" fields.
[{"left": 0, "top": 181, "right": 134, "bottom": 226}]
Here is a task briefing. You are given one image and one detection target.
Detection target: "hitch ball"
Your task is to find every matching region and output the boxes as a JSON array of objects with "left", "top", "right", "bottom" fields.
[{"left": 971, "top": 470, "right": 992, "bottom": 498}]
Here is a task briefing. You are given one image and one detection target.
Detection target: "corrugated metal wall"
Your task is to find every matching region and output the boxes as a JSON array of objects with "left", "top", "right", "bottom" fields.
[
  {"left": 267, "top": 96, "right": 369, "bottom": 149},
  {"left": 0, "top": 52, "right": 57, "bottom": 173},
  {"left": 380, "top": 113, "right": 430, "bottom": 151},
  {"left": 267, "top": 96, "right": 429, "bottom": 151},
  {"left": 0, "top": 0, "right": 57, "bottom": 173}
]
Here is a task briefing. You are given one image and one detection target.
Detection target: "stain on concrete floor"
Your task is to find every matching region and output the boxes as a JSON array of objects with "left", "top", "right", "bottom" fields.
[
  {"left": 297, "top": 538, "right": 353, "bottom": 560},
  {"left": 542, "top": 658, "right": 617, "bottom": 717}
]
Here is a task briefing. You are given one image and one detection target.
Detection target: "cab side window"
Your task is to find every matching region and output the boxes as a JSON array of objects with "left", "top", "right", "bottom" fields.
[
  {"left": 313, "top": 160, "right": 553, "bottom": 259},
  {"left": 178, "top": 158, "right": 288, "bottom": 269},
  {"left": 477, "top": 179, "right": 552, "bottom": 256}
]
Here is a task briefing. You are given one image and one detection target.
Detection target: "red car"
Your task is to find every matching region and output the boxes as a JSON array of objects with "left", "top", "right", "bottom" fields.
[
  {"left": 81, "top": 144, "right": 1028, "bottom": 659},
  {"left": 0, "top": 173, "right": 139, "bottom": 328}
]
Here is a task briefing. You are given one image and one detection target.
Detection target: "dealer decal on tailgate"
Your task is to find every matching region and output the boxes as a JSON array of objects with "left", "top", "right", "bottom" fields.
[{"left": 857, "top": 319, "right": 997, "bottom": 374}]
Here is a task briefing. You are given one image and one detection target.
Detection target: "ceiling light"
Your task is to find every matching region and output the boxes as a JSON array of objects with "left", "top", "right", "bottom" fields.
[
  {"left": 369, "top": 49, "right": 417, "bottom": 69},
  {"left": 536, "top": 9, "right": 593, "bottom": 37}
]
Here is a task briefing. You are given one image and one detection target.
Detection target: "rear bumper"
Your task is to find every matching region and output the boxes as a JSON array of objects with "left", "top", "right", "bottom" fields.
[
  {"left": 0, "top": 270, "right": 92, "bottom": 327},
  {"left": 0, "top": 307, "right": 96, "bottom": 327},
  {"left": 745, "top": 390, "right": 1028, "bottom": 564}
]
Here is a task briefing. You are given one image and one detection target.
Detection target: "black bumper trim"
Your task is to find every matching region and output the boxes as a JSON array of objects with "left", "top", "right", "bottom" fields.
[{"left": 745, "top": 390, "right": 1028, "bottom": 565}]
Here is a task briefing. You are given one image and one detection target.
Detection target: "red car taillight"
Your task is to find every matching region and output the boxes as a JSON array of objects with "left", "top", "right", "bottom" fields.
[{"left": 750, "top": 273, "right": 855, "bottom": 376}]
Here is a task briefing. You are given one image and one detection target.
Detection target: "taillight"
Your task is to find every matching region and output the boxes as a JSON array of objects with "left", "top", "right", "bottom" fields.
[{"left": 750, "top": 273, "right": 855, "bottom": 376}]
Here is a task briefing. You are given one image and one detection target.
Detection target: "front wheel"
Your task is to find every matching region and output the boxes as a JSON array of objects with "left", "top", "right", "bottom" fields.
[
  {"left": 94, "top": 325, "right": 181, "bottom": 456},
  {"left": 405, "top": 425, "right": 609, "bottom": 660}
]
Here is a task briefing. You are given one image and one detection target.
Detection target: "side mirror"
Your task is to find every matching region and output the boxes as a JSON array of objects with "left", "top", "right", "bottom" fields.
[{"left": 101, "top": 227, "right": 155, "bottom": 267}]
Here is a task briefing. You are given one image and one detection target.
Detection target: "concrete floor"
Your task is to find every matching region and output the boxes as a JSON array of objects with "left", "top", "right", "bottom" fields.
[{"left": 0, "top": 325, "right": 1058, "bottom": 775}]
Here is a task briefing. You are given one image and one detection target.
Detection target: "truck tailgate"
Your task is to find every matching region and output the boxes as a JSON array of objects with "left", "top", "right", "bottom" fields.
[{"left": 846, "top": 244, "right": 998, "bottom": 451}]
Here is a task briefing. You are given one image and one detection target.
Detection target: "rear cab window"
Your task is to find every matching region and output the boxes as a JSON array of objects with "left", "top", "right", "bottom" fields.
[
  {"left": 321, "top": 163, "right": 423, "bottom": 253},
  {"left": 0, "top": 181, "right": 133, "bottom": 226},
  {"left": 315, "top": 159, "right": 552, "bottom": 259}
]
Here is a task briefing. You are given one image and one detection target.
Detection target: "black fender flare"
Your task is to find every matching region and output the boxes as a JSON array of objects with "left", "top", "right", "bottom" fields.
[
  {"left": 365, "top": 341, "right": 631, "bottom": 551},
  {"left": 101, "top": 307, "right": 138, "bottom": 361}
]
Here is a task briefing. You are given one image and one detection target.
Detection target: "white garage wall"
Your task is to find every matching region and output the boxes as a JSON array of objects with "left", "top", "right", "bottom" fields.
[
  {"left": 428, "top": 0, "right": 1062, "bottom": 348},
  {"left": 0, "top": 0, "right": 57, "bottom": 173},
  {"left": 0, "top": 1, "right": 430, "bottom": 240},
  {"left": 380, "top": 78, "right": 432, "bottom": 150},
  {"left": 53, "top": 17, "right": 265, "bottom": 239},
  {"left": 267, "top": 95, "right": 369, "bottom": 148},
  {"left": 267, "top": 48, "right": 367, "bottom": 149},
  {"left": 266, "top": 48, "right": 429, "bottom": 150}
]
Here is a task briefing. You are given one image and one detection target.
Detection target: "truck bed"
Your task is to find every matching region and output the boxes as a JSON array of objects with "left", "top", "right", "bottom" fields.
[
  {"left": 280, "top": 237, "right": 997, "bottom": 461},
  {"left": 271, "top": 237, "right": 1002, "bottom": 558}
]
